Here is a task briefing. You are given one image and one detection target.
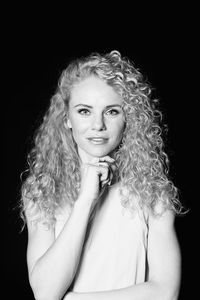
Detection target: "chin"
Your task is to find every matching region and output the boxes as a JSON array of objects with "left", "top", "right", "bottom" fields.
[
  {"left": 78, "top": 142, "right": 119, "bottom": 161},
  {"left": 84, "top": 145, "right": 116, "bottom": 158},
  {"left": 87, "top": 150, "right": 111, "bottom": 158}
]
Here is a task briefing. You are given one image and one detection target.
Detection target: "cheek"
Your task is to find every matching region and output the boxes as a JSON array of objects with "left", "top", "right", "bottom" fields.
[
  {"left": 112, "top": 121, "right": 125, "bottom": 138},
  {"left": 71, "top": 119, "right": 88, "bottom": 134}
]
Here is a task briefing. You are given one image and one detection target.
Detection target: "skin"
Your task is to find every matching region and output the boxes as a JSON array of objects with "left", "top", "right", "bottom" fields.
[
  {"left": 26, "top": 76, "right": 126, "bottom": 300},
  {"left": 67, "top": 76, "right": 125, "bottom": 163},
  {"left": 66, "top": 75, "right": 125, "bottom": 197},
  {"left": 26, "top": 75, "right": 181, "bottom": 300}
]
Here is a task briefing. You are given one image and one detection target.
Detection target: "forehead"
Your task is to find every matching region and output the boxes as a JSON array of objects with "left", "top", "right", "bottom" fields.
[{"left": 70, "top": 76, "right": 123, "bottom": 106}]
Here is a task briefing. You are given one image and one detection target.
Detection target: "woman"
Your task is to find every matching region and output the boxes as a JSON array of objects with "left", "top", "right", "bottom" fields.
[{"left": 20, "top": 50, "right": 183, "bottom": 300}]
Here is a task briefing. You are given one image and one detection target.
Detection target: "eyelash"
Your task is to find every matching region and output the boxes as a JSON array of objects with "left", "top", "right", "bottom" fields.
[
  {"left": 78, "top": 109, "right": 90, "bottom": 115},
  {"left": 77, "top": 109, "right": 120, "bottom": 116}
]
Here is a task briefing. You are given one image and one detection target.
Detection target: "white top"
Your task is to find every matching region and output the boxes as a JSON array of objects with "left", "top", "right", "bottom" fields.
[{"left": 64, "top": 184, "right": 149, "bottom": 293}]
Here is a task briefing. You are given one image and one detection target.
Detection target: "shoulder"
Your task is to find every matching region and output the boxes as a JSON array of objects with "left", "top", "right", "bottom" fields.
[
  {"left": 25, "top": 200, "right": 56, "bottom": 233},
  {"left": 147, "top": 208, "right": 179, "bottom": 264},
  {"left": 146, "top": 208, "right": 181, "bottom": 299},
  {"left": 25, "top": 201, "right": 56, "bottom": 275},
  {"left": 148, "top": 205, "right": 175, "bottom": 230}
]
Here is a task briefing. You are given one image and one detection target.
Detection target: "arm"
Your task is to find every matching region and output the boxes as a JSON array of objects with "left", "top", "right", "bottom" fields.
[
  {"left": 27, "top": 197, "right": 93, "bottom": 300},
  {"left": 65, "top": 209, "right": 181, "bottom": 300},
  {"left": 26, "top": 156, "right": 114, "bottom": 300}
]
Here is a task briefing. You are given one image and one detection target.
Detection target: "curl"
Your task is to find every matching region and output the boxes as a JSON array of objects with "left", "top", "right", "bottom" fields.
[{"left": 20, "top": 50, "right": 184, "bottom": 228}]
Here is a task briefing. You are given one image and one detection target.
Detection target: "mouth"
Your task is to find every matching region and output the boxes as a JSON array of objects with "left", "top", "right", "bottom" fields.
[{"left": 87, "top": 137, "right": 109, "bottom": 145}]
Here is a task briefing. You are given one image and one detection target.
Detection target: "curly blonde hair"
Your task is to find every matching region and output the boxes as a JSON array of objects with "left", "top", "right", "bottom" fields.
[{"left": 20, "top": 50, "right": 183, "bottom": 227}]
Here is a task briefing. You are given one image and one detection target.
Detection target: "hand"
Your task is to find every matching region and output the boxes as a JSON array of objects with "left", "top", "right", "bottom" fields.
[{"left": 79, "top": 156, "right": 116, "bottom": 204}]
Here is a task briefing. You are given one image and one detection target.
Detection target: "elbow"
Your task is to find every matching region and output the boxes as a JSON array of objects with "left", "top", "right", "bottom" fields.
[
  {"left": 29, "top": 274, "right": 61, "bottom": 300},
  {"left": 32, "top": 291, "right": 57, "bottom": 300},
  {"left": 33, "top": 294, "right": 54, "bottom": 300},
  {"left": 150, "top": 281, "right": 180, "bottom": 300},
  {"left": 30, "top": 286, "right": 63, "bottom": 300},
  {"left": 30, "top": 284, "right": 56, "bottom": 300},
  {"left": 159, "top": 285, "right": 180, "bottom": 300},
  {"left": 164, "top": 293, "right": 179, "bottom": 300},
  {"left": 167, "top": 289, "right": 180, "bottom": 300},
  {"left": 28, "top": 261, "right": 75, "bottom": 300},
  {"left": 156, "top": 291, "right": 179, "bottom": 300},
  {"left": 164, "top": 282, "right": 180, "bottom": 300},
  {"left": 31, "top": 288, "right": 60, "bottom": 300},
  {"left": 29, "top": 269, "right": 72, "bottom": 300}
]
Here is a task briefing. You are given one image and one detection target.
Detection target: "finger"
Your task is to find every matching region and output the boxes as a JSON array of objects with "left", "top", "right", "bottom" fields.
[
  {"left": 98, "top": 166, "right": 109, "bottom": 182},
  {"left": 96, "top": 162, "right": 109, "bottom": 168},
  {"left": 89, "top": 156, "right": 115, "bottom": 165},
  {"left": 99, "top": 156, "right": 115, "bottom": 163},
  {"left": 86, "top": 160, "right": 115, "bottom": 184},
  {"left": 90, "top": 157, "right": 101, "bottom": 164},
  {"left": 101, "top": 178, "right": 109, "bottom": 187},
  {"left": 99, "top": 163, "right": 116, "bottom": 178},
  {"left": 110, "top": 162, "right": 117, "bottom": 173},
  {"left": 98, "top": 163, "right": 115, "bottom": 184},
  {"left": 99, "top": 158, "right": 117, "bottom": 176}
]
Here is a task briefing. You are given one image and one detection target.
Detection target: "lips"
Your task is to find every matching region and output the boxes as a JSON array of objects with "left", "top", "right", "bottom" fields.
[
  {"left": 87, "top": 137, "right": 108, "bottom": 144},
  {"left": 88, "top": 137, "right": 108, "bottom": 140}
]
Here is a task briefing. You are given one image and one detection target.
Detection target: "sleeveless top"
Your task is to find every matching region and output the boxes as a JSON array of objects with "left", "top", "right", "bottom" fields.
[{"left": 55, "top": 183, "right": 149, "bottom": 293}]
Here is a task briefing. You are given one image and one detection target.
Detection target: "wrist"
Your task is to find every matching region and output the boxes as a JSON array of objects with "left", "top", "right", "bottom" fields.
[
  {"left": 77, "top": 192, "right": 97, "bottom": 206},
  {"left": 74, "top": 194, "right": 95, "bottom": 212}
]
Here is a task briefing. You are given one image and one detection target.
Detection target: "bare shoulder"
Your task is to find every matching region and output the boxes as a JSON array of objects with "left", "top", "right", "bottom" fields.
[
  {"left": 24, "top": 201, "right": 56, "bottom": 274},
  {"left": 25, "top": 201, "right": 72, "bottom": 275},
  {"left": 25, "top": 200, "right": 55, "bottom": 234},
  {"left": 25, "top": 200, "right": 71, "bottom": 232},
  {"left": 148, "top": 207, "right": 176, "bottom": 232},
  {"left": 147, "top": 208, "right": 181, "bottom": 299}
]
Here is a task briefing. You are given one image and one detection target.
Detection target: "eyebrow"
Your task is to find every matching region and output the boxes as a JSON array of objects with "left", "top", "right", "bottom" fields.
[{"left": 74, "top": 104, "right": 122, "bottom": 109}]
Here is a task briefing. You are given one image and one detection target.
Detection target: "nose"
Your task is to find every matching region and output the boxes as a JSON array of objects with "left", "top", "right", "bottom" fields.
[{"left": 92, "top": 114, "right": 106, "bottom": 131}]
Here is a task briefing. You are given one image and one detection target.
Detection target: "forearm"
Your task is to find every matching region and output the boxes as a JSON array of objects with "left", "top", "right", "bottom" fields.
[
  {"left": 30, "top": 197, "right": 93, "bottom": 300},
  {"left": 66, "top": 281, "right": 177, "bottom": 300}
]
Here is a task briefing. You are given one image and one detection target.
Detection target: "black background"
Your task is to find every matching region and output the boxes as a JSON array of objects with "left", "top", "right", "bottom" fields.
[{"left": 3, "top": 5, "right": 197, "bottom": 299}]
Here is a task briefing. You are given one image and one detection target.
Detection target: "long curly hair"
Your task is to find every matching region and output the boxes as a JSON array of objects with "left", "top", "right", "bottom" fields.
[{"left": 20, "top": 50, "right": 183, "bottom": 227}]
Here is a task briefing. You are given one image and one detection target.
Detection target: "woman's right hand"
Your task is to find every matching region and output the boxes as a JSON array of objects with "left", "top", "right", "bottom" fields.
[{"left": 79, "top": 156, "right": 116, "bottom": 205}]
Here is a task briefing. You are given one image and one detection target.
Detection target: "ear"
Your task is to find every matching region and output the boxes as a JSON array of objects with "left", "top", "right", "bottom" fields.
[{"left": 67, "top": 119, "right": 72, "bottom": 129}]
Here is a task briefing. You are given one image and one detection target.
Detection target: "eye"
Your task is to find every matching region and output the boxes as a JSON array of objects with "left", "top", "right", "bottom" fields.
[
  {"left": 105, "top": 109, "right": 120, "bottom": 116},
  {"left": 77, "top": 108, "right": 90, "bottom": 115}
]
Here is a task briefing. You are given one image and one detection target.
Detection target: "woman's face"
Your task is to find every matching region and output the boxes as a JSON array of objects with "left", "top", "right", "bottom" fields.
[{"left": 67, "top": 76, "right": 125, "bottom": 163}]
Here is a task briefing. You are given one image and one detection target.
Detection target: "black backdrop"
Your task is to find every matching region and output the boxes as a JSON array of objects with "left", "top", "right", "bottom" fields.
[{"left": 3, "top": 9, "right": 197, "bottom": 300}]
